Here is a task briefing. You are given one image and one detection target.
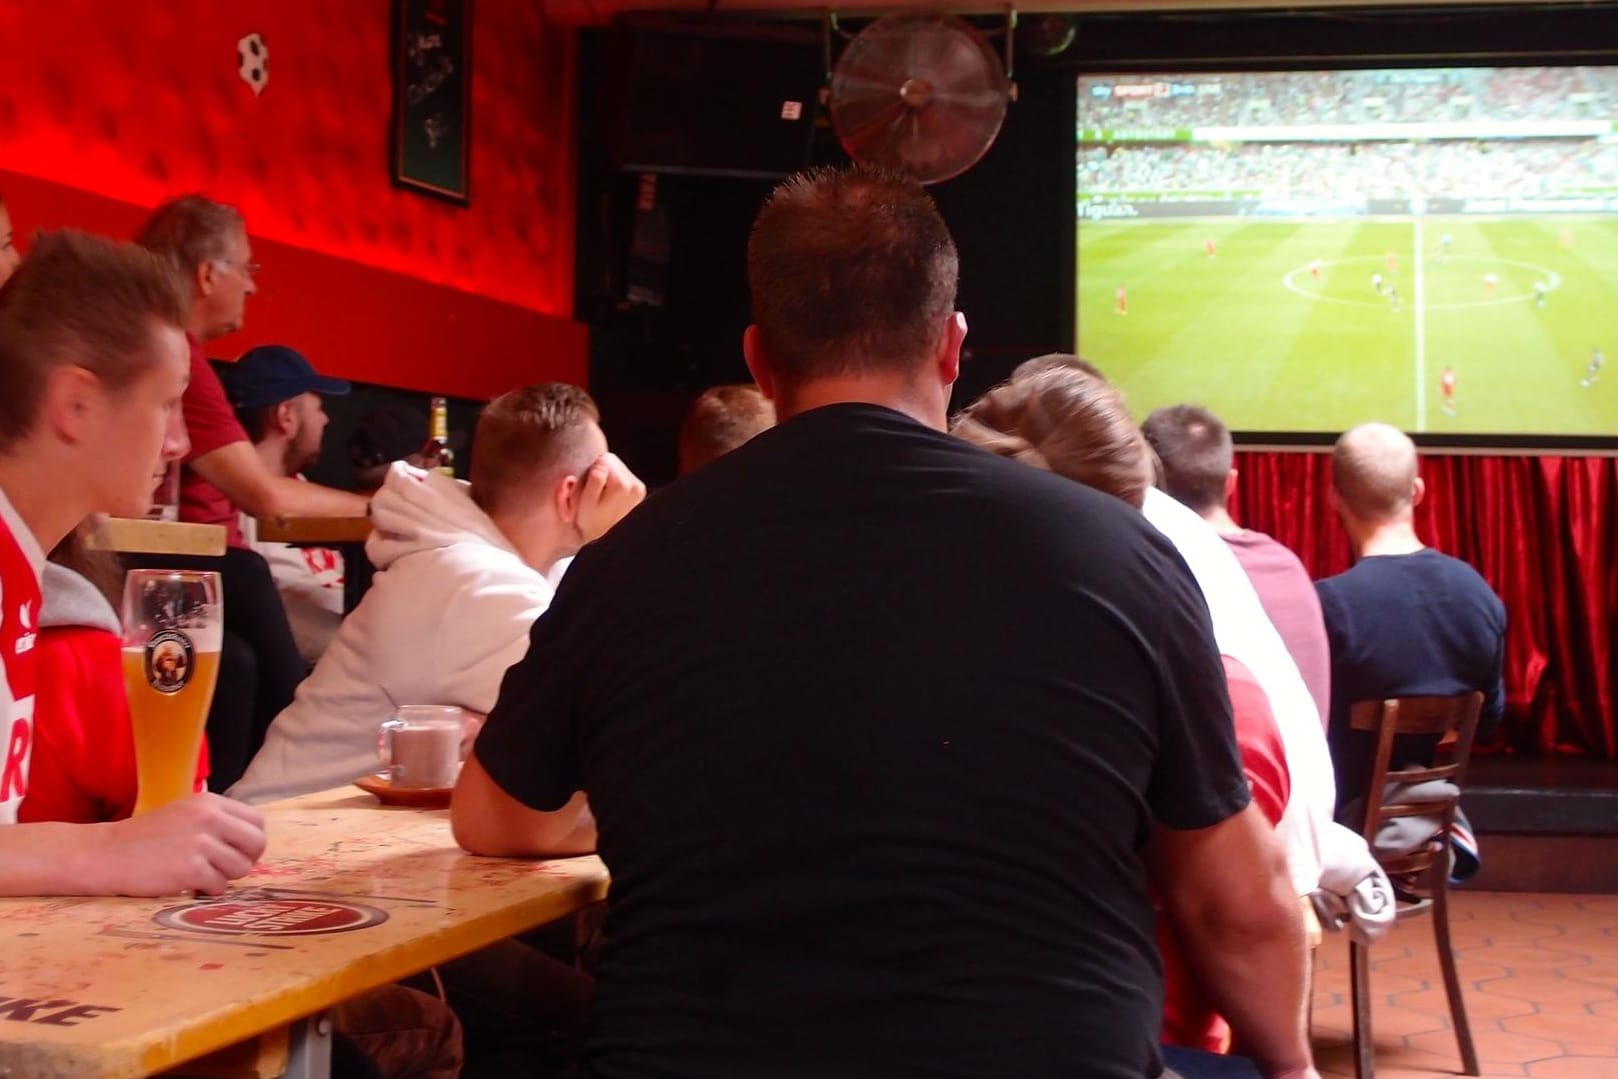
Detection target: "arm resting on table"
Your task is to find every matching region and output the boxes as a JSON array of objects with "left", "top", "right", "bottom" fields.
[
  {"left": 452, "top": 753, "right": 597, "bottom": 858},
  {"left": 1150, "top": 802, "right": 1317, "bottom": 1079},
  {"left": 190, "top": 442, "right": 369, "bottom": 520},
  {"left": 0, "top": 795, "right": 266, "bottom": 897}
]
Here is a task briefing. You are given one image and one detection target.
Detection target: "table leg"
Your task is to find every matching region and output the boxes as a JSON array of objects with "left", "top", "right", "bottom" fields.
[{"left": 282, "top": 1012, "right": 333, "bottom": 1079}]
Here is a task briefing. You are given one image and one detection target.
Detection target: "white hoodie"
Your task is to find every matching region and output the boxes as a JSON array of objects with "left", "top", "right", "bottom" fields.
[
  {"left": 1142, "top": 488, "right": 1363, "bottom": 898},
  {"left": 230, "top": 464, "right": 557, "bottom": 804}
]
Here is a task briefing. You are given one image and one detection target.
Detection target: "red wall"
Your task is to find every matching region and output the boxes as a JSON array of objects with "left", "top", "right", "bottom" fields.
[{"left": 0, "top": 0, "right": 586, "bottom": 399}]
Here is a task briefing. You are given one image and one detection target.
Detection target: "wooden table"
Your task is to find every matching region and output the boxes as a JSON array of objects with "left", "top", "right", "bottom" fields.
[
  {"left": 0, "top": 790, "right": 609, "bottom": 1079},
  {"left": 92, "top": 518, "right": 227, "bottom": 558},
  {"left": 252, "top": 517, "right": 372, "bottom": 545}
]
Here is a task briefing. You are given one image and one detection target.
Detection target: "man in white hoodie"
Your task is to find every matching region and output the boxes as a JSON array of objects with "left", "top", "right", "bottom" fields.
[{"left": 230, "top": 383, "right": 645, "bottom": 803}]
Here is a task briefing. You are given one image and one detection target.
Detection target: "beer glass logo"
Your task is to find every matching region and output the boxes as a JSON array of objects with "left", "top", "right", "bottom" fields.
[{"left": 145, "top": 630, "right": 195, "bottom": 695}]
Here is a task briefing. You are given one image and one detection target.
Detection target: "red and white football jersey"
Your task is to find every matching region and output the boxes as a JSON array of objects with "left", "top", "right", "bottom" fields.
[{"left": 0, "top": 486, "right": 45, "bottom": 824}]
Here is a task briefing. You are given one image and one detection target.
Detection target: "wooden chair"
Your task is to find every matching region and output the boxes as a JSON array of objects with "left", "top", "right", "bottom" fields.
[{"left": 1347, "top": 692, "right": 1484, "bottom": 1079}]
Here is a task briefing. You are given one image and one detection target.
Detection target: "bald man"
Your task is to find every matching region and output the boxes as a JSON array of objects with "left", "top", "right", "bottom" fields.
[{"left": 1317, "top": 423, "right": 1506, "bottom": 810}]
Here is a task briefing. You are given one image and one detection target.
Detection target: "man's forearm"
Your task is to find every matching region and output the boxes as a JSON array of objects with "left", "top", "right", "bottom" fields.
[
  {"left": 0, "top": 822, "right": 106, "bottom": 896},
  {"left": 1153, "top": 806, "right": 1318, "bottom": 1078},
  {"left": 272, "top": 476, "right": 369, "bottom": 519},
  {"left": 452, "top": 759, "right": 598, "bottom": 858},
  {"left": 1175, "top": 881, "right": 1311, "bottom": 1075}
]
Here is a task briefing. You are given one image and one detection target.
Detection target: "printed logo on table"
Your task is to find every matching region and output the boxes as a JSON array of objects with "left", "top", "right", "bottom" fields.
[
  {"left": 145, "top": 630, "right": 195, "bottom": 695},
  {"left": 154, "top": 898, "right": 389, "bottom": 936}
]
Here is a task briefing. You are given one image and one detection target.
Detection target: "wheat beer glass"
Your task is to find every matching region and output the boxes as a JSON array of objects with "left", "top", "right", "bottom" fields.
[{"left": 121, "top": 570, "right": 222, "bottom": 815}]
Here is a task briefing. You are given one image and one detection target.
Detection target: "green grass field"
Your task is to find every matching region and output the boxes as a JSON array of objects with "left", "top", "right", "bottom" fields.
[{"left": 1076, "top": 216, "right": 1618, "bottom": 437}]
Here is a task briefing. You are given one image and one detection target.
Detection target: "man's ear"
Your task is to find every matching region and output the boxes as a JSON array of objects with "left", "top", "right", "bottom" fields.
[
  {"left": 274, "top": 400, "right": 297, "bottom": 436},
  {"left": 936, "top": 312, "right": 967, "bottom": 387},
  {"left": 554, "top": 472, "right": 582, "bottom": 525},
  {"left": 1225, "top": 469, "right": 1239, "bottom": 505},
  {"left": 1411, "top": 475, "right": 1426, "bottom": 509},
  {"left": 195, "top": 260, "right": 217, "bottom": 298},
  {"left": 742, "top": 325, "right": 775, "bottom": 401},
  {"left": 41, "top": 364, "right": 104, "bottom": 446}
]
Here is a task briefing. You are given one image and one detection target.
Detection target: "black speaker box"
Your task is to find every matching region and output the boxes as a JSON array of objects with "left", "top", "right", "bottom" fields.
[{"left": 603, "top": 20, "right": 823, "bottom": 179}]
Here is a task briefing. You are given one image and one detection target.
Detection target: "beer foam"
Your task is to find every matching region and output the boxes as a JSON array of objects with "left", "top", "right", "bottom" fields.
[{"left": 180, "top": 624, "right": 223, "bottom": 652}]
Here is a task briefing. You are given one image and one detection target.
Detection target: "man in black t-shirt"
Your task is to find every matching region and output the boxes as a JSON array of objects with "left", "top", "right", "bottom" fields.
[
  {"left": 453, "top": 168, "right": 1316, "bottom": 1079},
  {"left": 1318, "top": 422, "right": 1506, "bottom": 811}
]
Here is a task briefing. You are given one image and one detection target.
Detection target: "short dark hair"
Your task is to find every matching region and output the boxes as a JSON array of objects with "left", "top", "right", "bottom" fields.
[
  {"left": 236, "top": 404, "right": 278, "bottom": 444},
  {"left": 136, "top": 194, "right": 245, "bottom": 280},
  {"left": 470, "top": 383, "right": 601, "bottom": 516},
  {"left": 679, "top": 384, "right": 775, "bottom": 474},
  {"left": 746, "top": 167, "right": 959, "bottom": 387},
  {"left": 1139, "top": 404, "right": 1233, "bottom": 515},
  {"left": 0, "top": 230, "right": 188, "bottom": 452}
]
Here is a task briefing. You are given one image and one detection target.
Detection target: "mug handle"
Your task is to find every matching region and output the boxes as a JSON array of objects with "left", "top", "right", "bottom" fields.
[{"left": 377, "top": 718, "right": 404, "bottom": 776}]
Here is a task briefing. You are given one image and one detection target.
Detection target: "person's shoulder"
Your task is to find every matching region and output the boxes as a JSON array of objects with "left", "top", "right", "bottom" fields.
[
  {"left": 1314, "top": 562, "right": 1361, "bottom": 620},
  {"left": 1228, "top": 529, "right": 1311, "bottom": 570},
  {"left": 401, "top": 540, "right": 546, "bottom": 601},
  {"left": 1424, "top": 548, "right": 1489, "bottom": 581},
  {"left": 36, "top": 623, "right": 122, "bottom": 672},
  {"left": 1423, "top": 550, "right": 1505, "bottom": 617}
]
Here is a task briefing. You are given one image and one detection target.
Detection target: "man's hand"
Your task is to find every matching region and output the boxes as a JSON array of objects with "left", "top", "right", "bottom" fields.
[
  {"left": 89, "top": 795, "right": 268, "bottom": 897},
  {"left": 575, "top": 453, "right": 646, "bottom": 543}
]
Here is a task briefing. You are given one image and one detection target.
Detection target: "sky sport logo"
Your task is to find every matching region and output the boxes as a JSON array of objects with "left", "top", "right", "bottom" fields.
[{"left": 154, "top": 898, "right": 389, "bottom": 936}]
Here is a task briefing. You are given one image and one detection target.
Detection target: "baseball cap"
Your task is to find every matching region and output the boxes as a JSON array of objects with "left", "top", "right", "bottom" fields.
[{"left": 228, "top": 345, "right": 351, "bottom": 410}]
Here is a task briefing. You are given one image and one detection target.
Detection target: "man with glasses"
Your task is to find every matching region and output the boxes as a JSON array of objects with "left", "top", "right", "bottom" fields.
[{"left": 136, "top": 195, "right": 368, "bottom": 789}]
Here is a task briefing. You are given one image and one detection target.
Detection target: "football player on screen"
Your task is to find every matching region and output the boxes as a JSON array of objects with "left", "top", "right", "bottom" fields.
[{"left": 1582, "top": 348, "right": 1604, "bottom": 389}]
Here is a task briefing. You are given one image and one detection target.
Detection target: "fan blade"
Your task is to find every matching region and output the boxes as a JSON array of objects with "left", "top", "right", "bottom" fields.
[{"left": 829, "top": 13, "right": 1010, "bottom": 184}]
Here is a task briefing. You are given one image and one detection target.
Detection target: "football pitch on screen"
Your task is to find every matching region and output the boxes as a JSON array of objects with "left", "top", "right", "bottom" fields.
[{"left": 1075, "top": 217, "right": 1618, "bottom": 438}]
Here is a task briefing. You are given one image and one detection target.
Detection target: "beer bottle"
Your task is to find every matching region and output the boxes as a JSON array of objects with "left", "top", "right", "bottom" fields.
[{"left": 428, "top": 397, "right": 456, "bottom": 478}]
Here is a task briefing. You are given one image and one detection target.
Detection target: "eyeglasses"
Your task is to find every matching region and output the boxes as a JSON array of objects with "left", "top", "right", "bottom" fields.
[{"left": 213, "top": 258, "right": 261, "bottom": 279}]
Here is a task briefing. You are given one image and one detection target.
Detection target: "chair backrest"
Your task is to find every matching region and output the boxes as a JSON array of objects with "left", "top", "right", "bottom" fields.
[{"left": 1347, "top": 692, "right": 1485, "bottom": 875}]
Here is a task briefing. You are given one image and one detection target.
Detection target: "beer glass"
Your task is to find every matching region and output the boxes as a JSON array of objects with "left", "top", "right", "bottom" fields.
[{"left": 121, "top": 570, "right": 222, "bottom": 815}]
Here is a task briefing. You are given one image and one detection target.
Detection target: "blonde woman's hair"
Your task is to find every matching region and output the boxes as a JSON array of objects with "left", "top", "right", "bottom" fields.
[{"left": 952, "top": 366, "right": 1156, "bottom": 509}]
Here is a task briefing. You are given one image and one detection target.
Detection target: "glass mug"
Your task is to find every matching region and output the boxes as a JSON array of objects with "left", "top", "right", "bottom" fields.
[
  {"left": 121, "top": 570, "right": 222, "bottom": 815},
  {"left": 377, "top": 706, "right": 464, "bottom": 789}
]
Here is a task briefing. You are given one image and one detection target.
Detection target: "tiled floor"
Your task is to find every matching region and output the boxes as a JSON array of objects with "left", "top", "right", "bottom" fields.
[{"left": 1310, "top": 892, "right": 1618, "bottom": 1078}]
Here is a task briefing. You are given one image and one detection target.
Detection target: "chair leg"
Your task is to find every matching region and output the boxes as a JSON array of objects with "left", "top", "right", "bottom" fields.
[
  {"left": 1432, "top": 874, "right": 1480, "bottom": 1075},
  {"left": 1350, "top": 938, "right": 1375, "bottom": 1079}
]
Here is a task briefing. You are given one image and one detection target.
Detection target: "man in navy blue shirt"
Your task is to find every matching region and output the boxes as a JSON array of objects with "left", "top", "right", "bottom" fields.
[{"left": 1317, "top": 422, "right": 1506, "bottom": 811}]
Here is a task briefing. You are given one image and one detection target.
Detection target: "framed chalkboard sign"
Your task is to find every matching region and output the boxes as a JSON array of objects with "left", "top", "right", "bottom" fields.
[{"left": 392, "top": 0, "right": 471, "bottom": 204}]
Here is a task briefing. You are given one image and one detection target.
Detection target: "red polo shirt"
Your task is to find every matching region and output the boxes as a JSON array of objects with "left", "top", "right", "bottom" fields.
[{"left": 179, "top": 337, "right": 248, "bottom": 548}]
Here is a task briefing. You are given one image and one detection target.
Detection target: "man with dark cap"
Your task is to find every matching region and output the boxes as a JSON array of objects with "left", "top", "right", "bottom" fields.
[{"left": 230, "top": 345, "right": 351, "bottom": 666}]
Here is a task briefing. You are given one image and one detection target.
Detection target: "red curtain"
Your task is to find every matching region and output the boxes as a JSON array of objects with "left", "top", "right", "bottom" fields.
[{"left": 1232, "top": 452, "right": 1618, "bottom": 759}]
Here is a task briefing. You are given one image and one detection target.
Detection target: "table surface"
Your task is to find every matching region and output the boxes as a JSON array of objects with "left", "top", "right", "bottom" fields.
[
  {"left": 92, "top": 518, "right": 227, "bottom": 558},
  {"left": 0, "top": 790, "right": 608, "bottom": 1079},
  {"left": 252, "top": 517, "right": 372, "bottom": 545}
]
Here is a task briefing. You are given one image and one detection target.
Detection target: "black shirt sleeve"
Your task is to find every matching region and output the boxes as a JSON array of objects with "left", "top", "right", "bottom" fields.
[
  {"left": 472, "top": 555, "right": 596, "bottom": 812},
  {"left": 1140, "top": 542, "right": 1253, "bottom": 832}
]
